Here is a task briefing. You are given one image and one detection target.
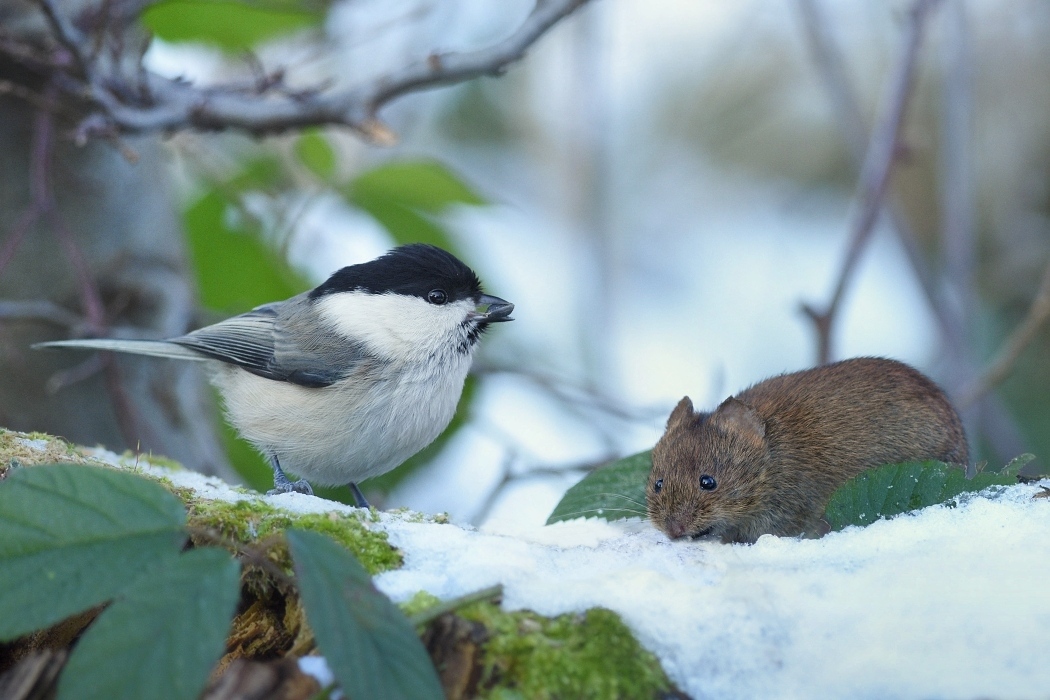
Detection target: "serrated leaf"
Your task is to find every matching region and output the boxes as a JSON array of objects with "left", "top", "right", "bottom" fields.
[
  {"left": 1001, "top": 453, "right": 1036, "bottom": 477},
  {"left": 546, "top": 452, "right": 651, "bottom": 525},
  {"left": 57, "top": 547, "right": 241, "bottom": 700},
  {"left": 287, "top": 529, "right": 443, "bottom": 700},
  {"left": 295, "top": 130, "right": 336, "bottom": 181},
  {"left": 824, "top": 459, "right": 1019, "bottom": 531},
  {"left": 142, "top": 0, "right": 321, "bottom": 52},
  {"left": 0, "top": 464, "right": 187, "bottom": 641}
]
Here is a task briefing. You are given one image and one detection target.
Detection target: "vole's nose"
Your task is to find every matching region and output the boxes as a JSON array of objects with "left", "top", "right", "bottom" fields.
[{"left": 666, "top": 520, "right": 687, "bottom": 539}]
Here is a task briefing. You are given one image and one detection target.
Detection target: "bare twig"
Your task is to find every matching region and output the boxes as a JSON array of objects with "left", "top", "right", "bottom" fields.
[
  {"left": 45, "top": 354, "right": 105, "bottom": 394},
  {"left": 188, "top": 525, "right": 296, "bottom": 590},
  {"left": 956, "top": 262, "right": 1050, "bottom": 409},
  {"left": 22, "top": 0, "right": 592, "bottom": 143},
  {"left": 797, "top": 0, "right": 1032, "bottom": 464},
  {"left": 796, "top": 0, "right": 962, "bottom": 349},
  {"left": 409, "top": 584, "right": 504, "bottom": 627},
  {"left": 800, "top": 0, "right": 940, "bottom": 364},
  {"left": 35, "top": 0, "right": 91, "bottom": 76},
  {"left": 0, "top": 299, "right": 84, "bottom": 328}
]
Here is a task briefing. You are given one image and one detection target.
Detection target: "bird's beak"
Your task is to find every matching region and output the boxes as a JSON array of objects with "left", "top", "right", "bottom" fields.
[{"left": 471, "top": 294, "right": 514, "bottom": 323}]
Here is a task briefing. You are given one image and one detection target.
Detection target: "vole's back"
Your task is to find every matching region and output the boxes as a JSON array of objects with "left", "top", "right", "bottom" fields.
[{"left": 741, "top": 357, "right": 968, "bottom": 476}]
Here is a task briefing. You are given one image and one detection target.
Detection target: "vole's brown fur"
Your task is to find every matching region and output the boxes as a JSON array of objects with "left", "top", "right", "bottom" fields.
[{"left": 647, "top": 357, "right": 968, "bottom": 544}]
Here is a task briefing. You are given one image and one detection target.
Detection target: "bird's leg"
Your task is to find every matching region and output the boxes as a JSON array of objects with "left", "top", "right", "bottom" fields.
[
  {"left": 349, "top": 482, "right": 370, "bottom": 509},
  {"left": 266, "top": 455, "right": 314, "bottom": 496}
]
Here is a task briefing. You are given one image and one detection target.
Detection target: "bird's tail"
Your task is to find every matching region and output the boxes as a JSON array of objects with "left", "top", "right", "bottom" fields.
[{"left": 33, "top": 338, "right": 207, "bottom": 362}]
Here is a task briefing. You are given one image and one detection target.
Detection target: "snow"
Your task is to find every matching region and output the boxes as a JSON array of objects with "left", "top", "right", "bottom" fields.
[
  {"left": 376, "top": 486, "right": 1050, "bottom": 699},
  {"left": 75, "top": 443, "right": 1050, "bottom": 699}
]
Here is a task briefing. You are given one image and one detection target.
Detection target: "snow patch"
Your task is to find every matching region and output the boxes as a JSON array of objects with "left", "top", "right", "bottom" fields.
[{"left": 87, "top": 446, "right": 1050, "bottom": 699}]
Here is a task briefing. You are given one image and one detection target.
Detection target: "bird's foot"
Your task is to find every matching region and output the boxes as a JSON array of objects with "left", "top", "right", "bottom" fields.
[
  {"left": 349, "top": 482, "right": 370, "bottom": 509},
  {"left": 266, "top": 479, "right": 314, "bottom": 496}
]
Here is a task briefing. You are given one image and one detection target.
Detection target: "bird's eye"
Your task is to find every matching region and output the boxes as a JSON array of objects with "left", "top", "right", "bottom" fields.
[
  {"left": 699, "top": 475, "right": 717, "bottom": 491},
  {"left": 653, "top": 478, "right": 663, "bottom": 493},
  {"left": 427, "top": 289, "right": 448, "bottom": 305}
]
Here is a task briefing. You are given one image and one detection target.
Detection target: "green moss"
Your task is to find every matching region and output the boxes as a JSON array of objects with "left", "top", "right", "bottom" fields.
[
  {"left": 185, "top": 498, "right": 402, "bottom": 575},
  {"left": 460, "top": 603, "right": 672, "bottom": 700},
  {"left": 400, "top": 590, "right": 442, "bottom": 617},
  {"left": 0, "top": 429, "right": 94, "bottom": 472}
]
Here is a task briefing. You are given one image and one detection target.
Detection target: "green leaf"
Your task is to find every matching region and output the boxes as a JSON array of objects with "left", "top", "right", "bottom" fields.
[
  {"left": 824, "top": 459, "right": 1020, "bottom": 531},
  {"left": 350, "top": 161, "right": 484, "bottom": 212},
  {"left": 287, "top": 529, "right": 443, "bottom": 700},
  {"left": 183, "top": 166, "right": 306, "bottom": 312},
  {"left": 346, "top": 160, "right": 485, "bottom": 250},
  {"left": 1001, "top": 453, "right": 1036, "bottom": 477},
  {"left": 142, "top": 0, "right": 321, "bottom": 52},
  {"left": 295, "top": 130, "right": 336, "bottom": 181},
  {"left": 57, "top": 548, "right": 241, "bottom": 700},
  {"left": 546, "top": 452, "right": 651, "bottom": 525},
  {"left": 0, "top": 464, "right": 187, "bottom": 641}
]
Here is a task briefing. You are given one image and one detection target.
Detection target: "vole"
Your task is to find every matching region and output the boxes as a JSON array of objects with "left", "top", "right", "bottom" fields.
[{"left": 647, "top": 357, "right": 968, "bottom": 543}]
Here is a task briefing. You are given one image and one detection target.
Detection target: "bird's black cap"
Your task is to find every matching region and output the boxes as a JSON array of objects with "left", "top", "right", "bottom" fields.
[{"left": 309, "top": 244, "right": 484, "bottom": 303}]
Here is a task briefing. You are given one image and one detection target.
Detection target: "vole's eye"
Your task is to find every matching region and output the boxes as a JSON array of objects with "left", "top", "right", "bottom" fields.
[
  {"left": 699, "top": 474, "right": 717, "bottom": 491},
  {"left": 653, "top": 478, "right": 663, "bottom": 493},
  {"left": 427, "top": 289, "right": 448, "bottom": 305}
]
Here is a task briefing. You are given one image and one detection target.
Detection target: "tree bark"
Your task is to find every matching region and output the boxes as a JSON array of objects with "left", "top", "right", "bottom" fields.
[{"left": 0, "top": 84, "right": 236, "bottom": 481}]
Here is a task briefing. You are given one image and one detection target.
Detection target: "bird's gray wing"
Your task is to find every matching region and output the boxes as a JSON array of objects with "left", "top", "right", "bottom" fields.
[{"left": 171, "top": 298, "right": 368, "bottom": 388}]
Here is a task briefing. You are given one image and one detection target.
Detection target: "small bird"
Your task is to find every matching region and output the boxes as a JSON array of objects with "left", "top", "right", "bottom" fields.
[{"left": 36, "top": 244, "right": 513, "bottom": 507}]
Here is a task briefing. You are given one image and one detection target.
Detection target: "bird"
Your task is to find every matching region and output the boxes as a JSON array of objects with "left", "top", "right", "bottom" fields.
[{"left": 35, "top": 243, "right": 514, "bottom": 508}]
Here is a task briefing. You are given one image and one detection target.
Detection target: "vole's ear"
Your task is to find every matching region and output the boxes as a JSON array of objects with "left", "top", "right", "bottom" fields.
[
  {"left": 711, "top": 397, "right": 766, "bottom": 445},
  {"left": 666, "top": 397, "right": 695, "bottom": 430}
]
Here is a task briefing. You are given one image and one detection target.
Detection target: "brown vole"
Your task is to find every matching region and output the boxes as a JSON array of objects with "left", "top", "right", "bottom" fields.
[{"left": 647, "top": 357, "right": 968, "bottom": 543}]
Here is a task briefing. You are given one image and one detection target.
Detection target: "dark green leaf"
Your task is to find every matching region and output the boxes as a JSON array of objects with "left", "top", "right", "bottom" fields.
[
  {"left": 142, "top": 0, "right": 321, "bottom": 52},
  {"left": 824, "top": 459, "right": 1020, "bottom": 531},
  {"left": 287, "top": 529, "right": 443, "bottom": 700},
  {"left": 295, "top": 130, "right": 336, "bottom": 181},
  {"left": 546, "top": 452, "right": 651, "bottom": 525},
  {"left": 0, "top": 464, "right": 187, "bottom": 641},
  {"left": 57, "top": 548, "right": 241, "bottom": 700}
]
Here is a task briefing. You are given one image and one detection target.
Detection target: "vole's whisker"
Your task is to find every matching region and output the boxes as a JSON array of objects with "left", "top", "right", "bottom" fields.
[
  {"left": 552, "top": 506, "right": 647, "bottom": 520},
  {"left": 591, "top": 492, "right": 647, "bottom": 509}
]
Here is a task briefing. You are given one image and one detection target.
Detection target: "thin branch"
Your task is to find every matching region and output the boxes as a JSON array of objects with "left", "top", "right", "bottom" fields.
[
  {"left": 800, "top": 0, "right": 940, "bottom": 364},
  {"left": 25, "top": 0, "right": 593, "bottom": 142},
  {"left": 187, "top": 525, "right": 297, "bottom": 590},
  {"left": 796, "top": 0, "right": 1033, "bottom": 464},
  {"left": 0, "top": 299, "right": 84, "bottom": 328},
  {"left": 35, "top": 0, "right": 91, "bottom": 77},
  {"left": 796, "top": 0, "right": 962, "bottom": 349},
  {"left": 956, "top": 262, "right": 1050, "bottom": 409},
  {"left": 358, "top": 0, "right": 590, "bottom": 117}
]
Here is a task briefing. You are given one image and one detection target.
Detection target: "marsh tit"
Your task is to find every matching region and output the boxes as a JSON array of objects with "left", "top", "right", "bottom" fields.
[{"left": 35, "top": 244, "right": 513, "bottom": 507}]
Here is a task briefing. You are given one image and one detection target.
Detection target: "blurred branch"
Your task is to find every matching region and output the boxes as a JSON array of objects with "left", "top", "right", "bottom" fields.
[
  {"left": 798, "top": 0, "right": 1031, "bottom": 463},
  {"left": 956, "top": 262, "right": 1050, "bottom": 409},
  {"left": 796, "top": 0, "right": 962, "bottom": 348},
  {"left": 9, "top": 0, "right": 593, "bottom": 143},
  {"left": 800, "top": 0, "right": 940, "bottom": 364},
  {"left": 0, "top": 300, "right": 85, "bottom": 328}
]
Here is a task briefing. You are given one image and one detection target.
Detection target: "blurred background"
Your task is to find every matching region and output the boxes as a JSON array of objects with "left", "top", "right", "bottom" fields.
[{"left": 1, "top": 0, "right": 1048, "bottom": 530}]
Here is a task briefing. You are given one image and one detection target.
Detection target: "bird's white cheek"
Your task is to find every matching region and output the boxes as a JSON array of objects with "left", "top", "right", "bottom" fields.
[{"left": 315, "top": 292, "right": 470, "bottom": 360}]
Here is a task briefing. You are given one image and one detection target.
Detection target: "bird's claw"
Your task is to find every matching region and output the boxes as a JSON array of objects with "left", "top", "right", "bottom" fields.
[{"left": 266, "top": 479, "right": 314, "bottom": 496}]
